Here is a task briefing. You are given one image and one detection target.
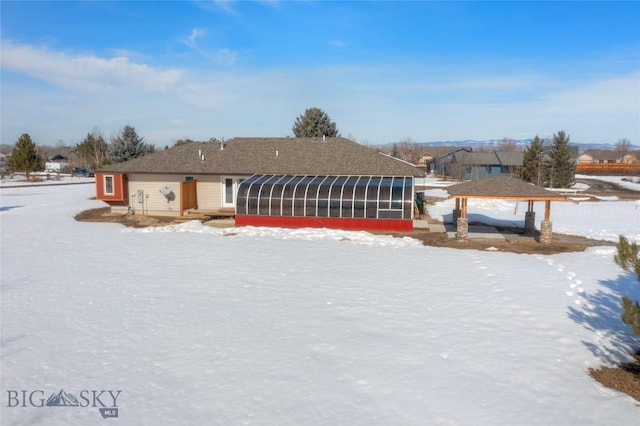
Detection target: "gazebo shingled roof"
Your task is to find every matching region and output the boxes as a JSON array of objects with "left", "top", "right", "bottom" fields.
[{"left": 446, "top": 175, "right": 566, "bottom": 200}]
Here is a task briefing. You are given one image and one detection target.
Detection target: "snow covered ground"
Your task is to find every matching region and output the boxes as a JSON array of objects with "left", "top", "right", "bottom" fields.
[{"left": 1, "top": 181, "right": 639, "bottom": 425}]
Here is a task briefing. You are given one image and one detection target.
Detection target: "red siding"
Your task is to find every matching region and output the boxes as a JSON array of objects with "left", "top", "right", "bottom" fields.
[
  {"left": 95, "top": 173, "right": 127, "bottom": 203},
  {"left": 235, "top": 215, "right": 413, "bottom": 232}
]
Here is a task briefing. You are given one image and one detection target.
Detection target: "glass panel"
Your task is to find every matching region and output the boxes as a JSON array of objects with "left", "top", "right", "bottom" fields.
[
  {"left": 378, "top": 177, "right": 392, "bottom": 209},
  {"left": 247, "top": 175, "right": 271, "bottom": 215},
  {"left": 317, "top": 176, "right": 336, "bottom": 217},
  {"left": 293, "top": 176, "right": 313, "bottom": 216},
  {"left": 281, "top": 175, "right": 298, "bottom": 216},
  {"left": 341, "top": 176, "right": 358, "bottom": 218},
  {"left": 269, "top": 176, "right": 290, "bottom": 216},
  {"left": 236, "top": 175, "right": 261, "bottom": 215},
  {"left": 378, "top": 210, "right": 403, "bottom": 219},
  {"left": 236, "top": 180, "right": 249, "bottom": 214},
  {"left": 257, "top": 175, "right": 279, "bottom": 215},
  {"left": 404, "top": 177, "right": 413, "bottom": 219},
  {"left": 353, "top": 176, "right": 369, "bottom": 218},
  {"left": 329, "top": 176, "right": 347, "bottom": 218},
  {"left": 305, "top": 176, "right": 324, "bottom": 217},
  {"left": 391, "top": 177, "right": 404, "bottom": 209},
  {"left": 366, "top": 177, "right": 381, "bottom": 218}
]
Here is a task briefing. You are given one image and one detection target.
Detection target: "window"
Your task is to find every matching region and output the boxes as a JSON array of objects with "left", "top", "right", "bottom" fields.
[{"left": 104, "top": 175, "right": 114, "bottom": 195}]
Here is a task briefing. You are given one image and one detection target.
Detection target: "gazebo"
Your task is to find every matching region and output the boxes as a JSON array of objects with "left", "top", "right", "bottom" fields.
[{"left": 445, "top": 176, "right": 567, "bottom": 244}]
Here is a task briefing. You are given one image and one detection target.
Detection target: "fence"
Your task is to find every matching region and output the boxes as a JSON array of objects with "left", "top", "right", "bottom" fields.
[
  {"left": 180, "top": 180, "right": 198, "bottom": 214},
  {"left": 575, "top": 163, "right": 640, "bottom": 176}
]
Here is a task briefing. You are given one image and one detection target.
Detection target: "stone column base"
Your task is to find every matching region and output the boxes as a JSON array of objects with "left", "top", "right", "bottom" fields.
[
  {"left": 524, "top": 211, "right": 536, "bottom": 235},
  {"left": 540, "top": 220, "right": 552, "bottom": 245},
  {"left": 456, "top": 217, "right": 469, "bottom": 240}
]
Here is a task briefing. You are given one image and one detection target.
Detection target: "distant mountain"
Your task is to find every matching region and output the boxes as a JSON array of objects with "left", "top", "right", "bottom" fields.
[
  {"left": 46, "top": 389, "right": 80, "bottom": 407},
  {"left": 375, "top": 139, "right": 639, "bottom": 152}
]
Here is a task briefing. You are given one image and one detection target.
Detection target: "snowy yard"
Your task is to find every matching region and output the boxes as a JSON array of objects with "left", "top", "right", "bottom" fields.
[{"left": 1, "top": 181, "right": 639, "bottom": 425}]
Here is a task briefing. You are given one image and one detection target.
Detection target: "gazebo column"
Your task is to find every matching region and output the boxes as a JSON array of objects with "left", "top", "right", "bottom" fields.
[
  {"left": 524, "top": 200, "right": 536, "bottom": 235},
  {"left": 456, "top": 197, "right": 469, "bottom": 240},
  {"left": 540, "top": 200, "right": 552, "bottom": 245},
  {"left": 452, "top": 197, "right": 461, "bottom": 224}
]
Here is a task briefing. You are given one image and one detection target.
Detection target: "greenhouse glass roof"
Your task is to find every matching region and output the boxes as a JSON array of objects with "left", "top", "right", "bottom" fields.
[{"left": 236, "top": 174, "right": 414, "bottom": 220}]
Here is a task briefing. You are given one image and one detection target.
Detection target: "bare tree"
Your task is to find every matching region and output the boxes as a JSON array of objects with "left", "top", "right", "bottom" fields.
[
  {"left": 616, "top": 138, "right": 632, "bottom": 162},
  {"left": 76, "top": 129, "right": 108, "bottom": 170},
  {"left": 497, "top": 137, "right": 519, "bottom": 152}
]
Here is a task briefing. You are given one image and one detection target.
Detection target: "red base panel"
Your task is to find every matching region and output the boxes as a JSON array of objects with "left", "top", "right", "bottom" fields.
[{"left": 234, "top": 215, "right": 413, "bottom": 232}]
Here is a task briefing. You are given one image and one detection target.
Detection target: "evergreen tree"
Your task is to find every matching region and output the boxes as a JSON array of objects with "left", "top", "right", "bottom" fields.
[
  {"left": 75, "top": 130, "right": 107, "bottom": 170},
  {"left": 292, "top": 107, "right": 340, "bottom": 138},
  {"left": 548, "top": 130, "right": 575, "bottom": 188},
  {"left": 615, "top": 235, "right": 640, "bottom": 280},
  {"left": 8, "top": 133, "right": 43, "bottom": 178},
  {"left": 614, "top": 235, "right": 640, "bottom": 338},
  {"left": 107, "top": 125, "right": 155, "bottom": 163},
  {"left": 520, "top": 135, "right": 545, "bottom": 186}
]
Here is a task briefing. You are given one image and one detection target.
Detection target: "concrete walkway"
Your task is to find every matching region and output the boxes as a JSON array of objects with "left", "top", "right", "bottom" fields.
[{"left": 414, "top": 220, "right": 513, "bottom": 241}]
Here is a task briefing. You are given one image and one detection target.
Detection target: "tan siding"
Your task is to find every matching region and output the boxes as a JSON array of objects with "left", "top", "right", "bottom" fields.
[
  {"left": 126, "top": 174, "right": 228, "bottom": 215},
  {"left": 127, "top": 174, "right": 182, "bottom": 216},
  {"left": 196, "top": 175, "right": 223, "bottom": 210}
]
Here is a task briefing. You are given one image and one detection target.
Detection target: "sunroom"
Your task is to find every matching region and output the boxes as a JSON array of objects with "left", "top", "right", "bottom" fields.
[{"left": 235, "top": 174, "right": 415, "bottom": 231}]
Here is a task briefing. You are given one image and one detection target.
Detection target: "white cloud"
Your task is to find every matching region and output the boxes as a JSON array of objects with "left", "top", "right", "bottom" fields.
[
  {"left": 187, "top": 28, "right": 206, "bottom": 46},
  {"left": 178, "top": 28, "right": 238, "bottom": 66},
  {"left": 1, "top": 41, "right": 183, "bottom": 92},
  {"left": 1, "top": 40, "right": 638, "bottom": 146},
  {"left": 540, "top": 72, "right": 640, "bottom": 114}
]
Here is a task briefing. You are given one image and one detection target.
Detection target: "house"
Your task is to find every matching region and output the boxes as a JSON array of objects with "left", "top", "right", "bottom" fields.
[
  {"left": 451, "top": 151, "right": 524, "bottom": 181},
  {"left": 416, "top": 146, "right": 473, "bottom": 176},
  {"left": 45, "top": 160, "right": 69, "bottom": 173},
  {"left": 96, "top": 137, "right": 424, "bottom": 231},
  {"left": 578, "top": 149, "right": 631, "bottom": 164}
]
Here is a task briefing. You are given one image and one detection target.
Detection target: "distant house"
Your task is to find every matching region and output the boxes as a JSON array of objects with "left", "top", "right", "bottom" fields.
[
  {"left": 441, "top": 151, "right": 524, "bottom": 181},
  {"left": 578, "top": 149, "right": 631, "bottom": 164},
  {"left": 96, "top": 137, "right": 424, "bottom": 232},
  {"left": 45, "top": 160, "right": 69, "bottom": 173},
  {"left": 416, "top": 146, "right": 473, "bottom": 176}
]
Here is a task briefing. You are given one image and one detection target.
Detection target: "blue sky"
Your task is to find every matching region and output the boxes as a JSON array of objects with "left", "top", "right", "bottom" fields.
[{"left": 1, "top": 1, "right": 639, "bottom": 147}]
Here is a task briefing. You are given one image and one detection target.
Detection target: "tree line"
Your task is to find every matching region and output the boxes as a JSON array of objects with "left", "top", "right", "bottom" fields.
[
  {"left": 7, "top": 125, "right": 154, "bottom": 177},
  {"left": 7, "top": 107, "right": 342, "bottom": 177}
]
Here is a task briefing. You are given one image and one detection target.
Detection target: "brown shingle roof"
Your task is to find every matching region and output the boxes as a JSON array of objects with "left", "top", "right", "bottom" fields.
[
  {"left": 446, "top": 175, "right": 566, "bottom": 200},
  {"left": 100, "top": 137, "right": 424, "bottom": 176}
]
